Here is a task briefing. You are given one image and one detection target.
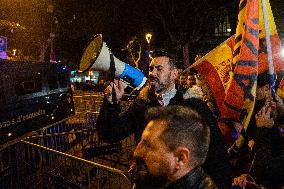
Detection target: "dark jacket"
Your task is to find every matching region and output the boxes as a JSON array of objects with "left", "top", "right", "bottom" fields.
[
  {"left": 165, "top": 167, "right": 218, "bottom": 189},
  {"left": 96, "top": 87, "right": 232, "bottom": 189},
  {"left": 253, "top": 127, "right": 284, "bottom": 189}
]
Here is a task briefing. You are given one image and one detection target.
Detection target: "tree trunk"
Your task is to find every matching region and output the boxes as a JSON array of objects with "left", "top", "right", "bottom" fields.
[{"left": 183, "top": 43, "right": 190, "bottom": 69}]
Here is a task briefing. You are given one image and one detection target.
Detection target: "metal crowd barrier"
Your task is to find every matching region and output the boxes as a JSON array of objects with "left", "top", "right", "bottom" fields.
[
  {"left": 24, "top": 117, "right": 136, "bottom": 171},
  {"left": 31, "top": 91, "right": 136, "bottom": 170},
  {"left": 72, "top": 91, "right": 104, "bottom": 114},
  {"left": 0, "top": 140, "right": 133, "bottom": 189},
  {"left": 0, "top": 91, "right": 137, "bottom": 188}
]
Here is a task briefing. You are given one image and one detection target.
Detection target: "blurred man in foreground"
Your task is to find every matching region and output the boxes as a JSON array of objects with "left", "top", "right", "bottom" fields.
[{"left": 130, "top": 106, "right": 218, "bottom": 189}]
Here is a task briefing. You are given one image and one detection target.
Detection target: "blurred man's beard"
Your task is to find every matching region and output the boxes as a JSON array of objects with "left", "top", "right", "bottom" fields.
[
  {"left": 149, "top": 76, "right": 161, "bottom": 92},
  {"left": 129, "top": 159, "right": 168, "bottom": 189},
  {"left": 149, "top": 77, "right": 171, "bottom": 93},
  {"left": 150, "top": 82, "right": 167, "bottom": 93}
]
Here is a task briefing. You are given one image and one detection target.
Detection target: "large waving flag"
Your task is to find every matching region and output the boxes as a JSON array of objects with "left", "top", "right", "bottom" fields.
[
  {"left": 191, "top": 36, "right": 234, "bottom": 118},
  {"left": 220, "top": 0, "right": 259, "bottom": 146},
  {"left": 188, "top": 0, "right": 284, "bottom": 146}
]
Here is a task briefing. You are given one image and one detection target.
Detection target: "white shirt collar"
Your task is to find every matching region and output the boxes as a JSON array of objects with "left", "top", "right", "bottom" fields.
[{"left": 156, "top": 86, "right": 177, "bottom": 106}]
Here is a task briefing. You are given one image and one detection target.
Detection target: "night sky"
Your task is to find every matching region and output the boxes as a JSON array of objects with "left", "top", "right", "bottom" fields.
[{"left": 1, "top": 0, "right": 284, "bottom": 68}]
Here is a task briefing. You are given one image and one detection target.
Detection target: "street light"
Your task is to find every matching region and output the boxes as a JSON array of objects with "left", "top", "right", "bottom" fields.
[
  {"left": 12, "top": 49, "right": 17, "bottom": 56},
  {"left": 145, "top": 33, "right": 152, "bottom": 59},
  {"left": 146, "top": 33, "right": 152, "bottom": 44}
]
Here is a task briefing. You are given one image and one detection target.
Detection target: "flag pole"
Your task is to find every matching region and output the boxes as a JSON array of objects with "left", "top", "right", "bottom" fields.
[{"left": 261, "top": 0, "right": 276, "bottom": 99}]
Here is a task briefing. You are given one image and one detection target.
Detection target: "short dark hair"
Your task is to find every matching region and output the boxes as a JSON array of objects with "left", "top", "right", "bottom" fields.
[
  {"left": 150, "top": 49, "right": 178, "bottom": 69},
  {"left": 145, "top": 105, "right": 210, "bottom": 167}
]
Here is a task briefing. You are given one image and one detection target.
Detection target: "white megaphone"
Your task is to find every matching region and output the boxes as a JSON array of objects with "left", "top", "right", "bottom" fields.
[{"left": 79, "top": 34, "right": 147, "bottom": 90}]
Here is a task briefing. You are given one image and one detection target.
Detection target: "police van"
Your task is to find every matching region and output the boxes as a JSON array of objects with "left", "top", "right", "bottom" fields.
[{"left": 0, "top": 60, "right": 74, "bottom": 147}]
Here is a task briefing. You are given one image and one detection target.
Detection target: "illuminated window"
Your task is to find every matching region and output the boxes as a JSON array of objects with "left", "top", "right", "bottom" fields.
[{"left": 214, "top": 15, "right": 231, "bottom": 37}]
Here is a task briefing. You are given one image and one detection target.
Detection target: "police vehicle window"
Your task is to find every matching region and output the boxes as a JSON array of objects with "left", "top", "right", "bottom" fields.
[
  {"left": 58, "top": 73, "right": 68, "bottom": 88},
  {"left": 15, "top": 74, "right": 42, "bottom": 96},
  {"left": 48, "top": 76, "right": 58, "bottom": 90}
]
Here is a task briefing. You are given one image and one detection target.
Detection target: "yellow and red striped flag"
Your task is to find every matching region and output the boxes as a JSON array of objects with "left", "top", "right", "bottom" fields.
[
  {"left": 220, "top": 0, "right": 259, "bottom": 143},
  {"left": 189, "top": 0, "right": 284, "bottom": 146}
]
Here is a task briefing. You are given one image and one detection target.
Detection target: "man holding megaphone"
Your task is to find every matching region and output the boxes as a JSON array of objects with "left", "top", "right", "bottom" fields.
[
  {"left": 93, "top": 47, "right": 231, "bottom": 189},
  {"left": 96, "top": 50, "right": 179, "bottom": 142},
  {"left": 103, "top": 54, "right": 178, "bottom": 105}
]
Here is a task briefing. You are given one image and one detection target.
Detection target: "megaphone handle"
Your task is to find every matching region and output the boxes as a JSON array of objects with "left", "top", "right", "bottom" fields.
[
  {"left": 111, "top": 84, "right": 117, "bottom": 104},
  {"left": 109, "top": 53, "right": 117, "bottom": 104},
  {"left": 109, "top": 53, "right": 116, "bottom": 82}
]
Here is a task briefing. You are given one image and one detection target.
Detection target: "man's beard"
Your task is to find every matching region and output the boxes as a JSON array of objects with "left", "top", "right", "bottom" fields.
[
  {"left": 149, "top": 76, "right": 171, "bottom": 93},
  {"left": 129, "top": 158, "right": 168, "bottom": 189}
]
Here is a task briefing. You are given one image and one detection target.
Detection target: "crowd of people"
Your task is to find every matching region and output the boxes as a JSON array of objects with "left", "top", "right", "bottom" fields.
[{"left": 95, "top": 50, "right": 284, "bottom": 189}]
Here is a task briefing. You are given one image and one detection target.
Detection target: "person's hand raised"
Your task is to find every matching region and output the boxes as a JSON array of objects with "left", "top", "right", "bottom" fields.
[
  {"left": 255, "top": 101, "right": 275, "bottom": 128},
  {"left": 104, "top": 79, "right": 126, "bottom": 104}
]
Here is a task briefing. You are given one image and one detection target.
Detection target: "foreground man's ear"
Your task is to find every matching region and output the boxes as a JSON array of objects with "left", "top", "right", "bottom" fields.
[{"left": 174, "top": 147, "right": 190, "bottom": 170}]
